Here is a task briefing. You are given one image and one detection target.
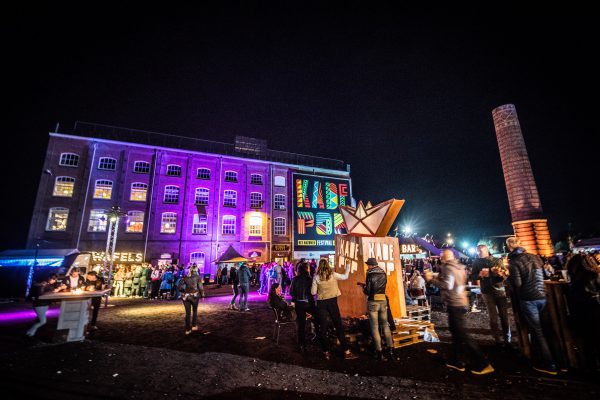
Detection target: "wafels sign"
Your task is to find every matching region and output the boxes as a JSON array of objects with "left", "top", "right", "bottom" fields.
[{"left": 292, "top": 174, "right": 351, "bottom": 252}]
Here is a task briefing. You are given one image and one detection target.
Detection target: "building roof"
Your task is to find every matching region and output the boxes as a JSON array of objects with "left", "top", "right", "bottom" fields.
[
  {"left": 62, "top": 121, "right": 348, "bottom": 172},
  {"left": 0, "top": 249, "right": 79, "bottom": 259}
]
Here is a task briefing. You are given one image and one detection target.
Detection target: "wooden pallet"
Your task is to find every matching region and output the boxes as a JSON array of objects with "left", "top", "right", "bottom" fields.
[
  {"left": 392, "top": 319, "right": 435, "bottom": 349},
  {"left": 406, "top": 305, "right": 431, "bottom": 321}
]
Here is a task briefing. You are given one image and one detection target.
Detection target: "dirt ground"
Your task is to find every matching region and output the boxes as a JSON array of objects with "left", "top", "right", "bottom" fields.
[{"left": 0, "top": 284, "right": 598, "bottom": 399}]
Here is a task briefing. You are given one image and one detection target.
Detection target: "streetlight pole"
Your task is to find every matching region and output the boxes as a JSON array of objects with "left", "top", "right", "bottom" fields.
[
  {"left": 104, "top": 206, "right": 126, "bottom": 307},
  {"left": 25, "top": 242, "right": 40, "bottom": 298}
]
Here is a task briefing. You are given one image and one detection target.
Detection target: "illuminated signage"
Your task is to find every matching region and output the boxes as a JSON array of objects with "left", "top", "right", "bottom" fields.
[
  {"left": 91, "top": 252, "right": 143, "bottom": 263},
  {"left": 272, "top": 244, "right": 290, "bottom": 252},
  {"left": 292, "top": 173, "right": 350, "bottom": 252},
  {"left": 400, "top": 244, "right": 420, "bottom": 254}
]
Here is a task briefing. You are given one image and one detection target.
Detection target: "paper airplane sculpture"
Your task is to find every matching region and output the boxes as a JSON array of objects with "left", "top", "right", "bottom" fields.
[{"left": 339, "top": 199, "right": 405, "bottom": 237}]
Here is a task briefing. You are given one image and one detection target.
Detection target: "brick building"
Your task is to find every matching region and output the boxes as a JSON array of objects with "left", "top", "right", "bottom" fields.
[{"left": 27, "top": 123, "right": 351, "bottom": 277}]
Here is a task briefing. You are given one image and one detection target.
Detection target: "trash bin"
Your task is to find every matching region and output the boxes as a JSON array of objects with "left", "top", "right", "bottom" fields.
[{"left": 203, "top": 274, "right": 211, "bottom": 284}]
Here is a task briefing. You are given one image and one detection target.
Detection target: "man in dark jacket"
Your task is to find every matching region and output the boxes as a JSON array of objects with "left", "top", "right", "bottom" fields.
[
  {"left": 506, "top": 237, "right": 557, "bottom": 375},
  {"left": 360, "top": 258, "right": 395, "bottom": 361},
  {"left": 84, "top": 271, "right": 105, "bottom": 330},
  {"left": 425, "top": 250, "right": 494, "bottom": 375},
  {"left": 229, "top": 265, "right": 240, "bottom": 310},
  {"left": 289, "top": 262, "right": 318, "bottom": 351},
  {"left": 470, "top": 244, "right": 511, "bottom": 345}
]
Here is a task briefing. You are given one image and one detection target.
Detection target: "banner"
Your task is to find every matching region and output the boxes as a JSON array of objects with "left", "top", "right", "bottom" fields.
[{"left": 292, "top": 174, "right": 350, "bottom": 252}]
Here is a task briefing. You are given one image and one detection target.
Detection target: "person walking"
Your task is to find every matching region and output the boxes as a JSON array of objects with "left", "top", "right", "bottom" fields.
[
  {"left": 470, "top": 244, "right": 511, "bottom": 346},
  {"left": 26, "top": 274, "right": 60, "bottom": 337},
  {"left": 506, "top": 236, "right": 557, "bottom": 375},
  {"left": 359, "top": 258, "right": 395, "bottom": 362},
  {"left": 229, "top": 264, "right": 240, "bottom": 310},
  {"left": 178, "top": 266, "right": 204, "bottom": 335},
  {"left": 425, "top": 249, "right": 494, "bottom": 375},
  {"left": 311, "top": 259, "right": 357, "bottom": 360},
  {"left": 238, "top": 263, "right": 253, "bottom": 311},
  {"left": 84, "top": 270, "right": 105, "bottom": 331},
  {"left": 289, "top": 262, "right": 318, "bottom": 352}
]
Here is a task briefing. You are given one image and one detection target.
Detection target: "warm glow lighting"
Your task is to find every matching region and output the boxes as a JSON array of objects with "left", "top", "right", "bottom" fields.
[{"left": 447, "top": 238, "right": 454, "bottom": 245}]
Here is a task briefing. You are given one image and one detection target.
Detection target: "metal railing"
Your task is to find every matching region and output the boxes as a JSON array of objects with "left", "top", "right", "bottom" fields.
[{"left": 71, "top": 121, "right": 346, "bottom": 171}]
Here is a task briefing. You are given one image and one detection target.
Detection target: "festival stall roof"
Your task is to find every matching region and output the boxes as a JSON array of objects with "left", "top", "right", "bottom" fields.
[
  {"left": 0, "top": 249, "right": 80, "bottom": 267},
  {"left": 214, "top": 245, "right": 249, "bottom": 264}
]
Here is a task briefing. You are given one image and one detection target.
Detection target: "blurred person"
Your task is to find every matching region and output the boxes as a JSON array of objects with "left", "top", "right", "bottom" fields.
[
  {"left": 229, "top": 264, "right": 240, "bottom": 310},
  {"left": 59, "top": 267, "right": 85, "bottom": 292},
  {"left": 113, "top": 266, "right": 125, "bottom": 297},
  {"left": 290, "top": 262, "right": 318, "bottom": 352},
  {"left": 268, "top": 282, "right": 296, "bottom": 321},
  {"left": 26, "top": 274, "right": 60, "bottom": 337},
  {"left": 425, "top": 249, "right": 494, "bottom": 375},
  {"left": 238, "top": 263, "right": 253, "bottom": 311},
  {"left": 409, "top": 270, "right": 427, "bottom": 306},
  {"left": 84, "top": 270, "right": 105, "bottom": 330}
]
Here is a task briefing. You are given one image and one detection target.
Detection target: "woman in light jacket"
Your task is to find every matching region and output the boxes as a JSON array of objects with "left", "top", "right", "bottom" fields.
[{"left": 311, "top": 259, "right": 357, "bottom": 360}]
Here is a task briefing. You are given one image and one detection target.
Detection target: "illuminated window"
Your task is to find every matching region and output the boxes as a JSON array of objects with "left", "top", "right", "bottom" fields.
[
  {"left": 274, "top": 194, "right": 285, "bottom": 210},
  {"left": 126, "top": 211, "right": 144, "bottom": 233},
  {"left": 53, "top": 176, "right": 75, "bottom": 197},
  {"left": 197, "top": 168, "right": 211, "bottom": 180},
  {"left": 274, "top": 217, "right": 286, "bottom": 236},
  {"left": 130, "top": 182, "right": 148, "bottom": 202},
  {"left": 224, "top": 171, "right": 237, "bottom": 182},
  {"left": 88, "top": 209, "right": 107, "bottom": 232},
  {"left": 250, "top": 192, "right": 263, "bottom": 209},
  {"left": 163, "top": 185, "right": 180, "bottom": 203},
  {"left": 274, "top": 176, "right": 286, "bottom": 187},
  {"left": 195, "top": 188, "right": 209, "bottom": 205},
  {"left": 190, "top": 252, "right": 205, "bottom": 272},
  {"left": 161, "top": 212, "right": 177, "bottom": 234},
  {"left": 46, "top": 207, "right": 69, "bottom": 231},
  {"left": 192, "top": 214, "right": 207, "bottom": 235},
  {"left": 223, "top": 190, "right": 237, "bottom": 207},
  {"left": 167, "top": 164, "right": 182, "bottom": 177},
  {"left": 98, "top": 157, "right": 117, "bottom": 170},
  {"left": 250, "top": 174, "right": 263, "bottom": 185},
  {"left": 94, "top": 180, "right": 113, "bottom": 199},
  {"left": 133, "top": 161, "right": 151, "bottom": 174},
  {"left": 59, "top": 153, "right": 79, "bottom": 167},
  {"left": 249, "top": 215, "right": 262, "bottom": 236},
  {"left": 222, "top": 215, "right": 236, "bottom": 235}
]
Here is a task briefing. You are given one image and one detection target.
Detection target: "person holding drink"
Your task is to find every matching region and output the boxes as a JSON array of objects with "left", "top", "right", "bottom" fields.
[{"left": 470, "top": 244, "right": 511, "bottom": 347}]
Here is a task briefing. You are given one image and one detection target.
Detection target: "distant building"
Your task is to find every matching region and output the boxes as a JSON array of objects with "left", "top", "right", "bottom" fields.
[{"left": 27, "top": 122, "right": 351, "bottom": 277}]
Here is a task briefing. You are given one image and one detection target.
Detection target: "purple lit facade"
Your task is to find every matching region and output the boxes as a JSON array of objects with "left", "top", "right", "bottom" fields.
[{"left": 27, "top": 126, "right": 351, "bottom": 277}]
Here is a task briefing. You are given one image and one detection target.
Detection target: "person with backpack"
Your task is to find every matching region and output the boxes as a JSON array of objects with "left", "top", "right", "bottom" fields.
[
  {"left": 506, "top": 236, "right": 557, "bottom": 375},
  {"left": 177, "top": 266, "right": 205, "bottom": 335}
]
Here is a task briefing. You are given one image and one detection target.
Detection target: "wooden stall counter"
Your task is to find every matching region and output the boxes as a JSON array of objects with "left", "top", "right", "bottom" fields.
[{"left": 39, "top": 289, "right": 109, "bottom": 342}]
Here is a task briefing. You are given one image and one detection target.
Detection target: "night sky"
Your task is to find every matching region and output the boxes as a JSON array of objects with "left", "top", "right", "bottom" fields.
[{"left": 3, "top": 11, "right": 598, "bottom": 250}]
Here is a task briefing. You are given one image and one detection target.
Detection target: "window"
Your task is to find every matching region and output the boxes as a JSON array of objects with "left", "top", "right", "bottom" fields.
[
  {"left": 94, "top": 180, "right": 113, "bottom": 199},
  {"left": 274, "top": 176, "right": 286, "bottom": 187},
  {"left": 88, "top": 209, "right": 107, "bottom": 232},
  {"left": 274, "top": 194, "right": 286, "bottom": 210},
  {"left": 98, "top": 157, "right": 117, "bottom": 170},
  {"left": 250, "top": 174, "right": 263, "bottom": 185},
  {"left": 249, "top": 215, "right": 262, "bottom": 236},
  {"left": 192, "top": 214, "right": 208, "bottom": 234},
  {"left": 46, "top": 207, "right": 69, "bottom": 231},
  {"left": 166, "top": 164, "right": 182, "bottom": 177},
  {"left": 59, "top": 153, "right": 79, "bottom": 167},
  {"left": 250, "top": 192, "right": 263, "bottom": 209},
  {"left": 130, "top": 182, "right": 148, "bottom": 202},
  {"left": 190, "top": 252, "right": 205, "bottom": 272},
  {"left": 197, "top": 168, "right": 211, "bottom": 180},
  {"left": 161, "top": 212, "right": 177, "bottom": 234},
  {"left": 223, "top": 190, "right": 237, "bottom": 207},
  {"left": 53, "top": 176, "right": 75, "bottom": 197},
  {"left": 274, "top": 217, "right": 286, "bottom": 236},
  {"left": 224, "top": 171, "right": 238, "bottom": 182},
  {"left": 222, "top": 215, "right": 236, "bottom": 235},
  {"left": 194, "top": 188, "right": 209, "bottom": 205},
  {"left": 163, "top": 185, "right": 180, "bottom": 203},
  {"left": 133, "top": 161, "right": 151, "bottom": 174},
  {"left": 126, "top": 211, "right": 144, "bottom": 233}
]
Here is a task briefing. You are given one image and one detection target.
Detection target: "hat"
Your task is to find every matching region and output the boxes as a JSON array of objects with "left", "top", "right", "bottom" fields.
[{"left": 366, "top": 258, "right": 378, "bottom": 266}]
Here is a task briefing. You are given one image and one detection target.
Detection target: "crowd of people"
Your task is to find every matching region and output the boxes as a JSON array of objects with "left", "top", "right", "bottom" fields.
[{"left": 25, "top": 240, "right": 600, "bottom": 377}]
